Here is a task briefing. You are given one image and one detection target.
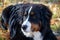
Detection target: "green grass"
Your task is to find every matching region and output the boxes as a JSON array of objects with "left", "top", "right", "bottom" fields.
[
  {"left": 0, "top": 37, "right": 2, "bottom": 40},
  {"left": 51, "top": 24, "right": 57, "bottom": 32},
  {"left": 51, "top": 23, "right": 60, "bottom": 33}
]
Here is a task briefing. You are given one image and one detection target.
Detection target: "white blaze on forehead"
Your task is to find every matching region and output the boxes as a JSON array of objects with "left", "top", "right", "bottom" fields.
[
  {"left": 22, "top": 6, "right": 32, "bottom": 26},
  {"left": 28, "top": 6, "right": 32, "bottom": 14}
]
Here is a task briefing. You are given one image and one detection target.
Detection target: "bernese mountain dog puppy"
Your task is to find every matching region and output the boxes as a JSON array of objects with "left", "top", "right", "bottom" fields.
[{"left": 1, "top": 3, "right": 57, "bottom": 40}]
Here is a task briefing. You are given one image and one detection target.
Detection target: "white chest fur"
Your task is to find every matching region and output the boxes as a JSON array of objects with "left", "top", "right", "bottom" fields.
[{"left": 33, "top": 31, "right": 43, "bottom": 40}]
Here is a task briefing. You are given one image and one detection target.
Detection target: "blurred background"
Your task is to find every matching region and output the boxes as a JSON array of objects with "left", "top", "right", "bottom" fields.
[{"left": 0, "top": 0, "right": 60, "bottom": 40}]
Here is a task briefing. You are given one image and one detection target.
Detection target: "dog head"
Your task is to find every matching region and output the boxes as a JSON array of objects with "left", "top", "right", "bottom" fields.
[
  {"left": 21, "top": 4, "right": 52, "bottom": 38},
  {"left": 1, "top": 4, "right": 52, "bottom": 40}
]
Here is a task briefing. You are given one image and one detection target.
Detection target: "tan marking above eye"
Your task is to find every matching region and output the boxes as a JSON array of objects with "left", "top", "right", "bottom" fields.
[
  {"left": 31, "top": 23, "right": 41, "bottom": 32},
  {"left": 31, "top": 12, "right": 36, "bottom": 19},
  {"left": 30, "top": 12, "right": 34, "bottom": 15}
]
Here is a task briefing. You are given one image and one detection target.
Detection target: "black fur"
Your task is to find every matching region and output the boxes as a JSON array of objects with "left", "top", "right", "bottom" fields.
[
  {"left": 1, "top": 3, "right": 57, "bottom": 40},
  {"left": 1, "top": 5, "right": 13, "bottom": 30}
]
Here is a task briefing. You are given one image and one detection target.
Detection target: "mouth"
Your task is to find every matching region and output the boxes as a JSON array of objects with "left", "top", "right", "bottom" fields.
[{"left": 21, "top": 28, "right": 42, "bottom": 39}]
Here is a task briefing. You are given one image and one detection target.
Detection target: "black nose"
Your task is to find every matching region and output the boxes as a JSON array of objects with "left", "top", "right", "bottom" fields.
[{"left": 22, "top": 25, "right": 27, "bottom": 30}]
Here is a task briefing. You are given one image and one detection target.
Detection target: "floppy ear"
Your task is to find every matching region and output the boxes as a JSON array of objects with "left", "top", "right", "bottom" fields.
[
  {"left": 1, "top": 5, "right": 13, "bottom": 30},
  {"left": 39, "top": 4, "right": 52, "bottom": 36}
]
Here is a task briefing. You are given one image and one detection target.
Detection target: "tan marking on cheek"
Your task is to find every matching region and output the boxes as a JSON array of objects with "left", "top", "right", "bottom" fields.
[
  {"left": 31, "top": 12, "right": 36, "bottom": 19},
  {"left": 31, "top": 23, "right": 41, "bottom": 32}
]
